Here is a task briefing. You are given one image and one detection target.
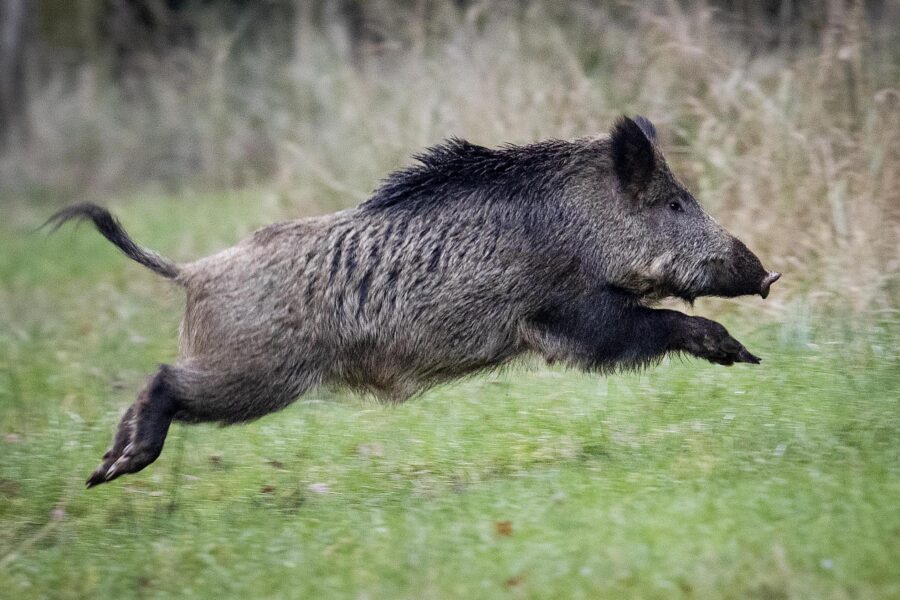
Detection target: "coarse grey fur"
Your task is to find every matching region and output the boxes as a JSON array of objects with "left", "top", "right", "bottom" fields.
[{"left": 46, "top": 116, "right": 780, "bottom": 487}]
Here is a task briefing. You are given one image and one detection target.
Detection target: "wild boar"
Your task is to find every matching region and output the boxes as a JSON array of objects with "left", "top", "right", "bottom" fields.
[{"left": 46, "top": 115, "right": 780, "bottom": 487}]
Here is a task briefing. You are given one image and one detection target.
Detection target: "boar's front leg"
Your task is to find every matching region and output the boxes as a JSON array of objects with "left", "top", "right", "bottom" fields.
[
  {"left": 610, "top": 309, "right": 760, "bottom": 367},
  {"left": 524, "top": 288, "right": 759, "bottom": 370},
  {"left": 668, "top": 314, "right": 760, "bottom": 366}
]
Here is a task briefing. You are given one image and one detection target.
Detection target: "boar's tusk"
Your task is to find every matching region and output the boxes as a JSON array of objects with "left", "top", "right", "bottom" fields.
[{"left": 759, "top": 271, "right": 781, "bottom": 299}]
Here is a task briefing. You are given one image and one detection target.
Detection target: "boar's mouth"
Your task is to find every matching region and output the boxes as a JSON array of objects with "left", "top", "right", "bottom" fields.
[{"left": 614, "top": 247, "right": 780, "bottom": 302}]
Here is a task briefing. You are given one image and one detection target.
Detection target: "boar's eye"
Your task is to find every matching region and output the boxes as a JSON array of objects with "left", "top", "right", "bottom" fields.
[{"left": 668, "top": 200, "right": 683, "bottom": 213}]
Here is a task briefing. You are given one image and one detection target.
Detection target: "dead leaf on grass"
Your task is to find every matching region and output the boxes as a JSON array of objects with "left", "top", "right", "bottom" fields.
[{"left": 494, "top": 520, "right": 513, "bottom": 536}]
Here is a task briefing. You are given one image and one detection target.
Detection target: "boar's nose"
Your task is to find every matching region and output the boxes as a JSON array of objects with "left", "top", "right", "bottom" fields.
[{"left": 759, "top": 271, "right": 781, "bottom": 299}]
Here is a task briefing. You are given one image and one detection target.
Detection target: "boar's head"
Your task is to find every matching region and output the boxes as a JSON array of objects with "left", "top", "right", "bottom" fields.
[{"left": 595, "top": 115, "right": 780, "bottom": 302}]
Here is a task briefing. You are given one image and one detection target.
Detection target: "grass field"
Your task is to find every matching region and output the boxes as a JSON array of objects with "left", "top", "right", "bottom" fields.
[{"left": 1, "top": 194, "right": 898, "bottom": 599}]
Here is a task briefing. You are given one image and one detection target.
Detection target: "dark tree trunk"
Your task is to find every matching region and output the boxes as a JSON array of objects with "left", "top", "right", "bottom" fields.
[{"left": 0, "top": 0, "right": 31, "bottom": 149}]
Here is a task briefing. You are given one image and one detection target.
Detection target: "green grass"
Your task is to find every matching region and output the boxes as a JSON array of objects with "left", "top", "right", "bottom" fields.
[{"left": 1, "top": 195, "right": 898, "bottom": 599}]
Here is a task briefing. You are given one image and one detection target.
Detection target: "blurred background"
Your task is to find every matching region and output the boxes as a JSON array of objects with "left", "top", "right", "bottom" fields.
[
  {"left": 1, "top": 2, "right": 899, "bottom": 598},
  {"left": 1, "top": 0, "right": 898, "bottom": 314}
]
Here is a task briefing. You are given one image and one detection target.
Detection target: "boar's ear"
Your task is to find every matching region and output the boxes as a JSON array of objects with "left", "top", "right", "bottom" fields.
[
  {"left": 632, "top": 116, "right": 657, "bottom": 143},
  {"left": 611, "top": 115, "right": 656, "bottom": 197}
]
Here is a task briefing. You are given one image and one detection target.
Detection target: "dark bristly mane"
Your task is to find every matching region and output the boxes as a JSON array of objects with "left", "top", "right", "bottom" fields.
[{"left": 359, "top": 137, "right": 582, "bottom": 212}]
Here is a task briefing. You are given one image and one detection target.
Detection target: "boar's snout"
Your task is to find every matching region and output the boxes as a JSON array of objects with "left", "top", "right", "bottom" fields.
[
  {"left": 708, "top": 238, "right": 779, "bottom": 299},
  {"left": 759, "top": 271, "right": 781, "bottom": 299}
]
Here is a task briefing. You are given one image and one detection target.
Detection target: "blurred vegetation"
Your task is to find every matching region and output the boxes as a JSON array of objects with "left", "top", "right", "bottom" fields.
[{"left": 0, "top": 0, "right": 897, "bottom": 315}]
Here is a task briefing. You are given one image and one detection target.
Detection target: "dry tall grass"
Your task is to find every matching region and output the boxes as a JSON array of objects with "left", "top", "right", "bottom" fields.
[{"left": 4, "top": 2, "right": 898, "bottom": 314}]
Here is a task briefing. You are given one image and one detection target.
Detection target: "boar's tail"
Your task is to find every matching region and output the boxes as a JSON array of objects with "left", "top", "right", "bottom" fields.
[{"left": 43, "top": 203, "right": 180, "bottom": 280}]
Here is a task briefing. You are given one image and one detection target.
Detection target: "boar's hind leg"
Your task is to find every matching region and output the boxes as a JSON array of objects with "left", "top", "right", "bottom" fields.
[
  {"left": 167, "top": 364, "right": 319, "bottom": 424},
  {"left": 85, "top": 405, "right": 136, "bottom": 487},
  {"left": 86, "top": 361, "right": 320, "bottom": 487},
  {"left": 86, "top": 365, "right": 181, "bottom": 487}
]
